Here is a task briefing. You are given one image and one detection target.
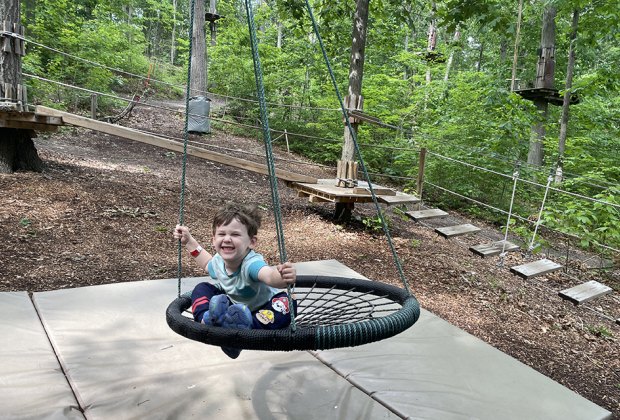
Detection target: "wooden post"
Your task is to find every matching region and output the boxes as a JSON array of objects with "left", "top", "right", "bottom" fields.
[
  {"left": 417, "top": 148, "right": 427, "bottom": 209},
  {"left": 90, "top": 94, "right": 98, "bottom": 119},
  {"left": 336, "top": 160, "right": 358, "bottom": 187},
  {"left": 284, "top": 129, "right": 290, "bottom": 153}
]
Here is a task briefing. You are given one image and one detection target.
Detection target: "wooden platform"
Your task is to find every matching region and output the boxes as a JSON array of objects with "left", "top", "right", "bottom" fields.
[
  {"left": 291, "top": 179, "right": 420, "bottom": 206},
  {"left": 406, "top": 208, "right": 448, "bottom": 221},
  {"left": 514, "top": 87, "right": 579, "bottom": 106},
  {"left": 470, "top": 241, "right": 520, "bottom": 257},
  {"left": 435, "top": 224, "right": 480, "bottom": 238},
  {"left": 558, "top": 281, "right": 613, "bottom": 305},
  {"left": 510, "top": 259, "right": 563, "bottom": 279},
  {"left": 0, "top": 110, "right": 63, "bottom": 132}
]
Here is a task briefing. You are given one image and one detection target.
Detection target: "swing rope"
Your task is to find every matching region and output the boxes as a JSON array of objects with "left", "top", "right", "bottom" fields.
[
  {"left": 498, "top": 162, "right": 520, "bottom": 267},
  {"left": 176, "top": 0, "right": 196, "bottom": 298},
  {"left": 242, "top": 0, "right": 296, "bottom": 332},
  {"left": 303, "top": 0, "right": 411, "bottom": 295}
]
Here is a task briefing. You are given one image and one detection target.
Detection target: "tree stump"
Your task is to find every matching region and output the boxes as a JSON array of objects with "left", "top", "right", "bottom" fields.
[{"left": 0, "top": 128, "right": 42, "bottom": 173}]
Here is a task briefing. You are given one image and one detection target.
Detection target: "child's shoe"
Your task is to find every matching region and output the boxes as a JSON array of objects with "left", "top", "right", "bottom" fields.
[
  {"left": 222, "top": 304, "right": 253, "bottom": 330},
  {"left": 201, "top": 310, "right": 211, "bottom": 325},
  {"left": 207, "top": 294, "right": 229, "bottom": 326},
  {"left": 220, "top": 304, "right": 253, "bottom": 359}
]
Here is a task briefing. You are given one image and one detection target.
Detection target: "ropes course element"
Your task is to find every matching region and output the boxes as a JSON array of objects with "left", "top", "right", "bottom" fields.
[
  {"left": 304, "top": 0, "right": 411, "bottom": 294},
  {"left": 528, "top": 167, "right": 555, "bottom": 252},
  {"left": 103, "top": 63, "right": 154, "bottom": 124},
  {"left": 498, "top": 162, "right": 520, "bottom": 267},
  {"left": 166, "top": 0, "right": 420, "bottom": 351}
]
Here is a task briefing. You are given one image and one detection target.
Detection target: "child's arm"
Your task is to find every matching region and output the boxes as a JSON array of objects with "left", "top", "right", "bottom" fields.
[
  {"left": 173, "top": 225, "right": 213, "bottom": 270},
  {"left": 257, "top": 261, "right": 296, "bottom": 288}
]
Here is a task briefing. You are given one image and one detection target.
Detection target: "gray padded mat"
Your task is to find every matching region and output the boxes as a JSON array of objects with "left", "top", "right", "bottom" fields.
[
  {"left": 30, "top": 276, "right": 396, "bottom": 419},
  {"left": 0, "top": 292, "right": 84, "bottom": 419},
  {"left": 2, "top": 260, "right": 611, "bottom": 419}
]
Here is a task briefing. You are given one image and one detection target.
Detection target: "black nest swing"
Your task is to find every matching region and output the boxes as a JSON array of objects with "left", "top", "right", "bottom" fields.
[
  {"left": 167, "top": 275, "right": 420, "bottom": 351},
  {"left": 167, "top": 0, "right": 421, "bottom": 352}
]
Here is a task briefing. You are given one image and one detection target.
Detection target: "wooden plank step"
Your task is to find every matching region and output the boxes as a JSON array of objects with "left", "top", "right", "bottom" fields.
[
  {"left": 470, "top": 241, "right": 520, "bottom": 257},
  {"left": 377, "top": 192, "right": 420, "bottom": 206},
  {"left": 435, "top": 224, "right": 480, "bottom": 238},
  {"left": 558, "top": 281, "right": 613, "bottom": 305},
  {"left": 510, "top": 259, "right": 562, "bottom": 279},
  {"left": 406, "top": 208, "right": 448, "bottom": 221}
]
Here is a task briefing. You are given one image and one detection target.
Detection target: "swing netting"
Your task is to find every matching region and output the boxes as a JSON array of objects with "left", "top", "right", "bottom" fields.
[{"left": 167, "top": 275, "right": 420, "bottom": 351}]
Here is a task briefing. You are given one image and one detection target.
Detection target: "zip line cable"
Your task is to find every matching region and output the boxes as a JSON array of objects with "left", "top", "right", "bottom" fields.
[
  {"left": 28, "top": 71, "right": 619, "bottom": 215},
  {"left": 13, "top": 31, "right": 340, "bottom": 113},
  {"left": 11, "top": 31, "right": 618, "bottom": 189},
  {"left": 19, "top": 36, "right": 617, "bottom": 190}
]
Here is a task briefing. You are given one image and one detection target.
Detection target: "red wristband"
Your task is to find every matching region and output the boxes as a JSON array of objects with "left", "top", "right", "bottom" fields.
[{"left": 189, "top": 245, "right": 203, "bottom": 257}]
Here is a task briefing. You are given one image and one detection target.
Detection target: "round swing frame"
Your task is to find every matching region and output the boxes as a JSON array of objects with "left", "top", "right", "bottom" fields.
[{"left": 166, "top": 275, "right": 420, "bottom": 351}]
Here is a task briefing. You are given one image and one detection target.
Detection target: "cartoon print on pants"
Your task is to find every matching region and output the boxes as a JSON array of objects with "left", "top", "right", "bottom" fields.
[
  {"left": 256, "top": 309, "right": 274, "bottom": 325},
  {"left": 272, "top": 296, "right": 290, "bottom": 314}
]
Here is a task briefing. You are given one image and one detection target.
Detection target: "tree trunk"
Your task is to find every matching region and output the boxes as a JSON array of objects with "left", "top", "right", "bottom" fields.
[
  {"left": 0, "top": 0, "right": 42, "bottom": 173},
  {"left": 425, "top": 1, "right": 437, "bottom": 85},
  {"left": 341, "top": 0, "right": 369, "bottom": 163},
  {"left": 190, "top": 0, "right": 207, "bottom": 97},
  {"left": 555, "top": 9, "right": 579, "bottom": 183},
  {"left": 476, "top": 43, "right": 484, "bottom": 71},
  {"left": 171, "top": 0, "right": 177, "bottom": 64},
  {"left": 510, "top": 0, "right": 524, "bottom": 91},
  {"left": 444, "top": 28, "right": 460, "bottom": 82},
  {"left": 535, "top": 6, "right": 557, "bottom": 90},
  {"left": 527, "top": 6, "right": 556, "bottom": 167},
  {"left": 527, "top": 100, "right": 548, "bottom": 167}
]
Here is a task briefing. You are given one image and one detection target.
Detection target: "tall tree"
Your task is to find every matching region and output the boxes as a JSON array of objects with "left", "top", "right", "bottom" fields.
[
  {"left": 190, "top": 0, "right": 207, "bottom": 97},
  {"left": 0, "top": 0, "right": 42, "bottom": 173},
  {"left": 555, "top": 8, "right": 579, "bottom": 183},
  {"left": 527, "top": 5, "right": 557, "bottom": 167},
  {"left": 341, "top": 0, "right": 369, "bottom": 163}
]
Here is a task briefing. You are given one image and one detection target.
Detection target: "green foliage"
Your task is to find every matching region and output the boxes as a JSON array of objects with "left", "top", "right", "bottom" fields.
[
  {"left": 542, "top": 186, "right": 620, "bottom": 250},
  {"left": 585, "top": 324, "right": 614, "bottom": 339},
  {"left": 17, "top": 0, "right": 620, "bottom": 256},
  {"left": 361, "top": 215, "right": 392, "bottom": 233}
]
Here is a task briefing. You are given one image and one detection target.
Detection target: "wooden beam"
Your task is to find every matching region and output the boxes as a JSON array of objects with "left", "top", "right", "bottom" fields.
[
  {"left": 0, "top": 120, "right": 58, "bottom": 132},
  {"left": 35, "top": 106, "right": 317, "bottom": 184},
  {"left": 0, "top": 111, "right": 63, "bottom": 125}
]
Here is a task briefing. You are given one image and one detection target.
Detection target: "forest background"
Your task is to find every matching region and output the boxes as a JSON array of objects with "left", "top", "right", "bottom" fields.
[{"left": 20, "top": 0, "right": 620, "bottom": 269}]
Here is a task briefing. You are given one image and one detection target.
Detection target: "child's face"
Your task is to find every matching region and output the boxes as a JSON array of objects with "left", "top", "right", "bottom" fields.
[{"left": 212, "top": 217, "right": 257, "bottom": 268}]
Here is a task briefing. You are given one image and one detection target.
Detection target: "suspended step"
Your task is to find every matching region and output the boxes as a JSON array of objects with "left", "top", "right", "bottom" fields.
[
  {"left": 405, "top": 208, "right": 448, "bottom": 221},
  {"left": 469, "top": 241, "right": 520, "bottom": 258},
  {"left": 510, "top": 259, "right": 562, "bottom": 279},
  {"left": 558, "top": 281, "right": 613, "bottom": 305},
  {"left": 435, "top": 224, "right": 480, "bottom": 238}
]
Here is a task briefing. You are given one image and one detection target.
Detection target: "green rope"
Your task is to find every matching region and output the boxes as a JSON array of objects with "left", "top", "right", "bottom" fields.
[
  {"left": 176, "top": 0, "right": 196, "bottom": 298},
  {"left": 243, "top": 0, "right": 296, "bottom": 332},
  {"left": 304, "top": 0, "right": 411, "bottom": 295}
]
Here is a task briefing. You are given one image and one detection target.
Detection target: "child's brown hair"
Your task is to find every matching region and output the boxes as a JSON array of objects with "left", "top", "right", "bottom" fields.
[{"left": 212, "top": 203, "right": 262, "bottom": 237}]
